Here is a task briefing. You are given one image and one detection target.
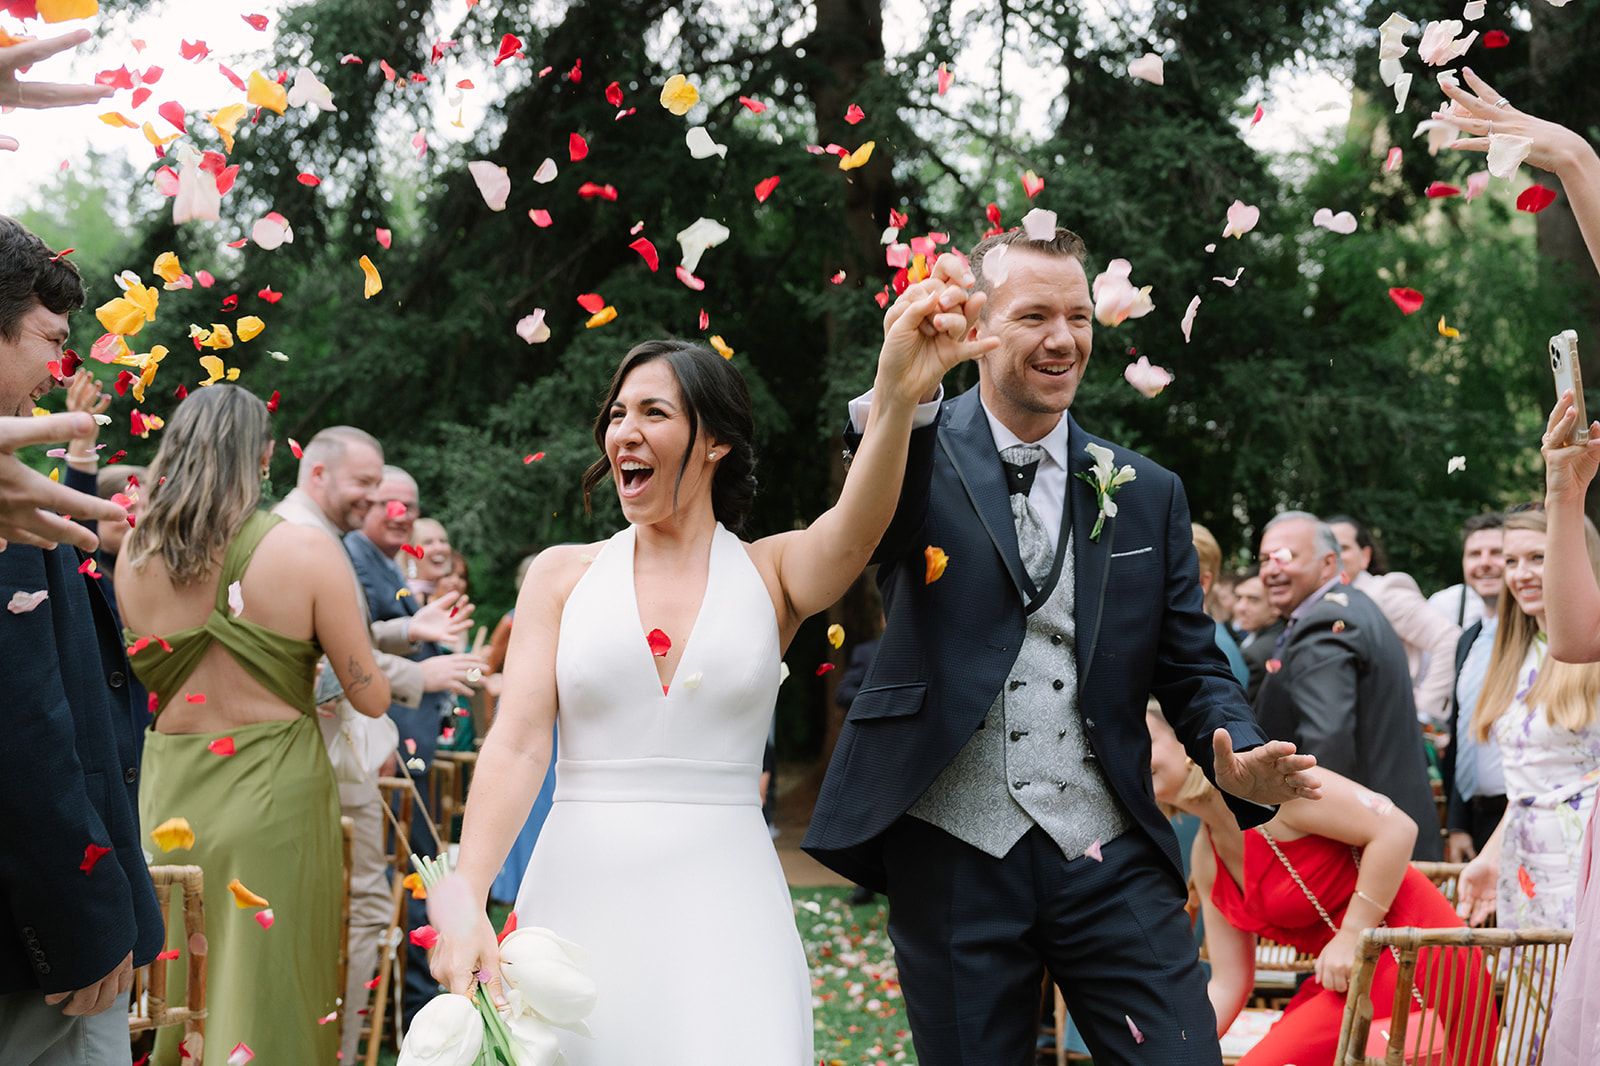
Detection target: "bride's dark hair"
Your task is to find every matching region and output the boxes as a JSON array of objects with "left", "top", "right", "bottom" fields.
[{"left": 582, "top": 340, "right": 758, "bottom": 534}]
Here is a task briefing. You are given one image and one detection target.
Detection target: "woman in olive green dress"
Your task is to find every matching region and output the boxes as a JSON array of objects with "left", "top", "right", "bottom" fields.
[{"left": 116, "top": 384, "right": 390, "bottom": 1065}]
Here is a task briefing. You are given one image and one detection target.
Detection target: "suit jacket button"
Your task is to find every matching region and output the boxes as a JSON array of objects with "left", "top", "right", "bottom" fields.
[
  {"left": 37, "top": 962, "right": 50, "bottom": 974},
  {"left": 22, "top": 926, "right": 35, "bottom": 938},
  {"left": 124, "top": 767, "right": 138, "bottom": 784},
  {"left": 1052, "top": 679, "right": 1065, "bottom": 691},
  {"left": 108, "top": 670, "right": 126, "bottom": 689}
]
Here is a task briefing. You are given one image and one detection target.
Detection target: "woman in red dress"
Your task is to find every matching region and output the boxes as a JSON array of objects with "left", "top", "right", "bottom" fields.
[{"left": 1150, "top": 708, "right": 1490, "bottom": 1065}]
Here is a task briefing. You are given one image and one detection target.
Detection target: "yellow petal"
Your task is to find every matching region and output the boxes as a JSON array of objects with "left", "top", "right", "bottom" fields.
[
  {"left": 152, "top": 252, "right": 184, "bottom": 284},
  {"left": 150, "top": 816, "right": 195, "bottom": 851},
  {"left": 907, "top": 254, "right": 929, "bottom": 284},
  {"left": 36, "top": 0, "right": 99, "bottom": 23},
  {"left": 708, "top": 334, "right": 734, "bottom": 359},
  {"left": 98, "top": 112, "right": 138, "bottom": 128},
  {"left": 659, "top": 74, "right": 700, "bottom": 116},
  {"left": 47, "top": 464, "right": 59, "bottom": 476},
  {"left": 924, "top": 545, "right": 950, "bottom": 584},
  {"left": 827, "top": 624, "right": 845, "bottom": 649},
  {"left": 839, "top": 141, "right": 875, "bottom": 171},
  {"left": 142, "top": 122, "right": 181, "bottom": 147},
  {"left": 396, "top": 588, "right": 411, "bottom": 598},
  {"left": 236, "top": 315, "right": 265, "bottom": 342},
  {"left": 226, "top": 368, "right": 240, "bottom": 381},
  {"left": 95, "top": 297, "right": 146, "bottom": 337},
  {"left": 203, "top": 323, "right": 234, "bottom": 349},
  {"left": 226, "top": 877, "right": 270, "bottom": 909},
  {"left": 209, "top": 103, "right": 247, "bottom": 153},
  {"left": 585, "top": 305, "right": 619, "bottom": 329},
  {"left": 125, "top": 283, "right": 159, "bottom": 322},
  {"left": 198, "top": 355, "right": 225, "bottom": 386},
  {"left": 247, "top": 71, "right": 289, "bottom": 116},
  {"left": 1437, "top": 315, "right": 1460, "bottom": 339},
  {"left": 359, "top": 255, "right": 383, "bottom": 298}
]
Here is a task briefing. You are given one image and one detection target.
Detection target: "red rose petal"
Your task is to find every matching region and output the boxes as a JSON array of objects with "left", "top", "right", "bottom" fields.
[
  {"left": 494, "top": 34, "right": 524, "bottom": 67},
  {"left": 754, "top": 175, "right": 780, "bottom": 203},
  {"left": 289, "top": 438, "right": 303, "bottom": 459},
  {"left": 646, "top": 628, "right": 671, "bottom": 657},
  {"left": 266, "top": 390, "right": 280, "bottom": 413},
  {"left": 1388, "top": 287, "right": 1425, "bottom": 315},
  {"left": 698, "top": 309, "right": 709, "bottom": 330},
  {"left": 569, "top": 132, "right": 588, "bottom": 162},
  {"left": 605, "top": 81, "right": 623, "bottom": 106},
  {"left": 1425, "top": 182, "right": 1461, "bottom": 198},
  {"left": 739, "top": 96, "right": 767, "bottom": 113},
  {"left": 208, "top": 737, "right": 235, "bottom": 756},
  {"left": 816, "top": 662, "right": 836, "bottom": 675},
  {"left": 80, "top": 844, "right": 111, "bottom": 874},
  {"left": 386, "top": 501, "right": 407, "bottom": 520},
  {"left": 628, "top": 237, "right": 659, "bottom": 271},
  {"left": 576, "top": 293, "right": 606, "bottom": 313},
  {"left": 409, "top": 925, "right": 438, "bottom": 949},
  {"left": 257, "top": 286, "right": 282, "bottom": 304},
  {"left": 1484, "top": 30, "right": 1510, "bottom": 48},
  {"left": 1517, "top": 184, "right": 1557, "bottom": 213},
  {"left": 157, "top": 948, "right": 181, "bottom": 960},
  {"left": 845, "top": 103, "right": 865, "bottom": 125},
  {"left": 530, "top": 209, "right": 552, "bottom": 227},
  {"left": 297, "top": 172, "right": 321, "bottom": 186},
  {"left": 242, "top": 13, "right": 268, "bottom": 30},
  {"left": 577, "top": 182, "right": 618, "bottom": 201}
]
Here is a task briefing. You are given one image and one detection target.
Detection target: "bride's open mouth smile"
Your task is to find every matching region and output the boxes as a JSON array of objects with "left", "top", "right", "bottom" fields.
[{"left": 618, "top": 458, "right": 655, "bottom": 498}]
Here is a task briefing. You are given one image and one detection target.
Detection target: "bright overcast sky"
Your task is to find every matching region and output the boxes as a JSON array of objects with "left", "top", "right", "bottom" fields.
[{"left": 0, "top": 0, "right": 1353, "bottom": 216}]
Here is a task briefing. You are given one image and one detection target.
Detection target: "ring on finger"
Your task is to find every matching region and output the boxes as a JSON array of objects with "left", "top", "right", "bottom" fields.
[{"left": 1494, "top": 97, "right": 1510, "bottom": 109}]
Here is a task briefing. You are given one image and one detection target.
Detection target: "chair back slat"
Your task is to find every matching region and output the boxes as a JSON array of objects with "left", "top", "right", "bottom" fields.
[{"left": 129, "top": 865, "right": 207, "bottom": 1040}]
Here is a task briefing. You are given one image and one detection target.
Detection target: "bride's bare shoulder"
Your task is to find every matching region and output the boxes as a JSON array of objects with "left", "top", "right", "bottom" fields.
[{"left": 521, "top": 541, "right": 613, "bottom": 604}]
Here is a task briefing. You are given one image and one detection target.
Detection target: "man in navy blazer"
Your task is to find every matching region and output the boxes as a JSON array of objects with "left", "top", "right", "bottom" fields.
[
  {"left": 0, "top": 215, "right": 164, "bottom": 1063},
  {"left": 804, "top": 230, "right": 1319, "bottom": 1066}
]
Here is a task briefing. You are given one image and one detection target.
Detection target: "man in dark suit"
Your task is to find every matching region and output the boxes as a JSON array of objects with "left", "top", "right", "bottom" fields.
[
  {"left": 1252, "top": 511, "right": 1443, "bottom": 859},
  {"left": 345, "top": 465, "right": 485, "bottom": 1025},
  {"left": 0, "top": 214, "right": 164, "bottom": 1063},
  {"left": 803, "top": 229, "right": 1319, "bottom": 1066},
  {"left": 1232, "top": 571, "right": 1285, "bottom": 703}
]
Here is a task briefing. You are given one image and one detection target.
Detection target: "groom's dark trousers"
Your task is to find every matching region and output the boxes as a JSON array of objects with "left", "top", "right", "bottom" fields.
[{"left": 804, "top": 391, "right": 1274, "bottom": 1066}]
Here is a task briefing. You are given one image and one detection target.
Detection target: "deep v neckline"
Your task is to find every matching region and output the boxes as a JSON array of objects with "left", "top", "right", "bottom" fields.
[{"left": 626, "top": 524, "right": 718, "bottom": 696}]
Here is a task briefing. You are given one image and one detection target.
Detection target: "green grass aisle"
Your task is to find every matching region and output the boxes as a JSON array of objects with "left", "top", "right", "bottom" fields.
[{"left": 792, "top": 887, "right": 916, "bottom": 1066}]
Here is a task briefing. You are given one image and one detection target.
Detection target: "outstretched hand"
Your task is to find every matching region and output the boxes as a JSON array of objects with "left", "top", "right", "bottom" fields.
[
  {"left": 1, "top": 29, "right": 115, "bottom": 151},
  {"left": 1438, "top": 68, "right": 1592, "bottom": 178},
  {"left": 1542, "top": 390, "right": 1600, "bottom": 501},
  {"left": 0, "top": 413, "right": 126, "bottom": 552},
  {"left": 409, "top": 589, "right": 476, "bottom": 645},
  {"left": 1212, "top": 728, "right": 1321, "bottom": 807},
  {"left": 875, "top": 252, "right": 1000, "bottom": 407}
]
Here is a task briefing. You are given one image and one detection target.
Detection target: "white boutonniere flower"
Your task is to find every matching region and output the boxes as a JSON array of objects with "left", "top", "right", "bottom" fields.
[{"left": 1075, "top": 442, "right": 1136, "bottom": 541}]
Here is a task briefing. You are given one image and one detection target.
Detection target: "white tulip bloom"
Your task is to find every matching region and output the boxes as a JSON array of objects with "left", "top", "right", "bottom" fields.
[
  {"left": 397, "top": 993, "right": 484, "bottom": 1066},
  {"left": 498, "top": 927, "right": 598, "bottom": 1034}
]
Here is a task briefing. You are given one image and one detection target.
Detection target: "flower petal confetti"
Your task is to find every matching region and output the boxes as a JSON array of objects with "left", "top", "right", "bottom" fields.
[
  {"left": 254, "top": 910, "right": 274, "bottom": 930},
  {"left": 1126, "top": 1015, "right": 1145, "bottom": 1044},
  {"left": 516, "top": 310, "right": 551, "bottom": 344},
  {"left": 1448, "top": 455, "right": 1467, "bottom": 474},
  {"left": 251, "top": 212, "right": 293, "bottom": 250},
  {"left": 1221, "top": 200, "right": 1260, "bottom": 238},
  {"left": 1426, "top": 181, "right": 1461, "bottom": 198},
  {"left": 1418, "top": 19, "right": 1477, "bottom": 65},
  {"left": 1092, "top": 259, "right": 1155, "bottom": 327},
  {"left": 1388, "top": 287, "right": 1425, "bottom": 315},
  {"left": 1085, "top": 839, "right": 1104, "bottom": 862},
  {"left": 286, "top": 66, "right": 335, "bottom": 111},
  {"left": 467, "top": 161, "right": 511, "bottom": 211},
  {"left": 647, "top": 628, "right": 671, "bottom": 657},
  {"left": 1486, "top": 134, "right": 1535, "bottom": 180},
  {"left": 1517, "top": 184, "right": 1558, "bottom": 213},
  {"left": 245, "top": 70, "right": 287, "bottom": 115},
  {"left": 1464, "top": 170, "right": 1491, "bottom": 202},
  {"left": 585, "top": 306, "right": 618, "bottom": 329},
  {"left": 80, "top": 844, "right": 110, "bottom": 874},
  {"left": 359, "top": 255, "right": 382, "bottom": 298},
  {"left": 839, "top": 141, "right": 875, "bottom": 171},
  {"left": 1312, "top": 208, "right": 1358, "bottom": 234},
  {"left": 151, "top": 817, "right": 195, "bottom": 851},
  {"left": 7, "top": 590, "right": 48, "bottom": 613},
  {"left": 677, "top": 217, "right": 731, "bottom": 274},
  {"left": 924, "top": 545, "right": 949, "bottom": 584},
  {"left": 1124, "top": 356, "right": 1173, "bottom": 397},
  {"left": 1021, "top": 169, "right": 1044, "bottom": 199},
  {"left": 1438, "top": 316, "right": 1460, "bottom": 338},
  {"left": 826, "top": 624, "right": 845, "bottom": 649},
  {"left": 1518, "top": 865, "right": 1536, "bottom": 898},
  {"left": 208, "top": 736, "right": 235, "bottom": 756},
  {"left": 1127, "top": 53, "right": 1164, "bottom": 85},
  {"left": 628, "top": 238, "right": 659, "bottom": 271},
  {"left": 685, "top": 126, "right": 727, "bottom": 159},
  {"left": 709, "top": 335, "right": 734, "bottom": 360},
  {"left": 738, "top": 95, "right": 766, "bottom": 113},
  {"left": 1386, "top": 147, "right": 1403, "bottom": 172},
  {"left": 754, "top": 175, "right": 781, "bottom": 203},
  {"left": 1021, "top": 208, "right": 1057, "bottom": 241},
  {"left": 659, "top": 74, "right": 699, "bottom": 115},
  {"left": 227, "top": 877, "right": 269, "bottom": 908},
  {"left": 1483, "top": 29, "right": 1510, "bottom": 48}
]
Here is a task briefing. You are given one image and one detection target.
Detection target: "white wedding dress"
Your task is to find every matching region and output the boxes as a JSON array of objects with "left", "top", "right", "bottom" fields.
[{"left": 513, "top": 524, "right": 813, "bottom": 1064}]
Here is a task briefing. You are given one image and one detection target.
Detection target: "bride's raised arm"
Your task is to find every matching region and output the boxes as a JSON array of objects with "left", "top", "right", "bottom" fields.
[
  {"left": 760, "top": 252, "right": 998, "bottom": 639},
  {"left": 429, "top": 545, "right": 586, "bottom": 999}
]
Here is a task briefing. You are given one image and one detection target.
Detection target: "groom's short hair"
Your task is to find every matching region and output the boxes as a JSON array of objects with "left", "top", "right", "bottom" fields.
[{"left": 968, "top": 226, "right": 1090, "bottom": 311}]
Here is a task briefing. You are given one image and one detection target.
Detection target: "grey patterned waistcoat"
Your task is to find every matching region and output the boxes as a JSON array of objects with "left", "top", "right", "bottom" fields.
[{"left": 908, "top": 528, "right": 1134, "bottom": 860}]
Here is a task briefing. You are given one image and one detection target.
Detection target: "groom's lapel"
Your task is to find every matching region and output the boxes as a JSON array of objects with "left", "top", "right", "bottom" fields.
[
  {"left": 1069, "top": 417, "right": 1117, "bottom": 692},
  {"left": 936, "top": 391, "right": 1033, "bottom": 603}
]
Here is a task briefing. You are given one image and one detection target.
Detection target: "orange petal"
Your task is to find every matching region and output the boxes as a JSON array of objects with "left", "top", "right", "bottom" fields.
[
  {"left": 708, "top": 334, "right": 734, "bottom": 359},
  {"left": 402, "top": 872, "right": 428, "bottom": 899},
  {"left": 924, "top": 545, "right": 949, "bottom": 584},
  {"left": 584, "top": 305, "right": 618, "bottom": 328},
  {"left": 359, "top": 255, "right": 382, "bottom": 298},
  {"left": 152, "top": 252, "right": 184, "bottom": 284},
  {"left": 227, "top": 877, "right": 270, "bottom": 908},
  {"left": 150, "top": 816, "right": 195, "bottom": 851},
  {"left": 98, "top": 112, "right": 139, "bottom": 128},
  {"left": 37, "top": 0, "right": 100, "bottom": 22},
  {"left": 839, "top": 141, "right": 875, "bottom": 171}
]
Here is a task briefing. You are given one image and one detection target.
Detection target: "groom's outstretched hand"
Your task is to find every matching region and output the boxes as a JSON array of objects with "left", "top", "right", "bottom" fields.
[{"left": 1212, "top": 728, "right": 1322, "bottom": 806}]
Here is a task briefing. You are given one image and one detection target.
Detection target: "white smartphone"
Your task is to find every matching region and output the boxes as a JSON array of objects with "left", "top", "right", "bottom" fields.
[{"left": 1551, "top": 330, "right": 1590, "bottom": 445}]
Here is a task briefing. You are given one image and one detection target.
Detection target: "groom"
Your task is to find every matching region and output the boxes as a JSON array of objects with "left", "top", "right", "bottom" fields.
[{"left": 804, "top": 229, "right": 1320, "bottom": 1065}]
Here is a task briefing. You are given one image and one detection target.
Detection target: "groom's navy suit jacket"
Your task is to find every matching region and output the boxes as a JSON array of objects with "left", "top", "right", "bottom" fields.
[{"left": 803, "top": 390, "right": 1274, "bottom": 892}]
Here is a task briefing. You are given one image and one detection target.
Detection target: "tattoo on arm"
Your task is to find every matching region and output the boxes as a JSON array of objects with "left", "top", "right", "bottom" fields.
[{"left": 347, "top": 655, "right": 374, "bottom": 694}]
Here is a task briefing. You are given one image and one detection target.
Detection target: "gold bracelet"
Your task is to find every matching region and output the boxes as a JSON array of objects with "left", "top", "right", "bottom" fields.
[{"left": 1354, "top": 889, "right": 1389, "bottom": 913}]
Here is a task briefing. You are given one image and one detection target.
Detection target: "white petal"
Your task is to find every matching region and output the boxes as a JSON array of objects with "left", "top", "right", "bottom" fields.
[
  {"left": 1180, "top": 296, "right": 1201, "bottom": 343},
  {"left": 879, "top": 226, "right": 899, "bottom": 245},
  {"left": 1221, "top": 200, "right": 1260, "bottom": 239},
  {"left": 251, "top": 213, "right": 294, "bottom": 250},
  {"left": 532, "top": 158, "right": 558, "bottom": 184},
  {"left": 1447, "top": 455, "right": 1467, "bottom": 473},
  {"left": 983, "top": 243, "right": 1010, "bottom": 286},
  {"left": 1312, "top": 208, "right": 1358, "bottom": 234},
  {"left": 1378, "top": 56, "right": 1404, "bottom": 87},
  {"left": 1127, "top": 53, "right": 1164, "bottom": 85},
  {"left": 1212, "top": 267, "right": 1245, "bottom": 287},
  {"left": 1393, "top": 72, "right": 1412, "bottom": 113},
  {"left": 1021, "top": 207, "right": 1057, "bottom": 241},
  {"left": 1124, "top": 356, "right": 1174, "bottom": 397},
  {"left": 1463, "top": 1, "right": 1485, "bottom": 20},
  {"left": 684, "top": 126, "right": 728, "bottom": 159},
  {"left": 227, "top": 581, "right": 244, "bottom": 617},
  {"left": 516, "top": 310, "right": 550, "bottom": 344},
  {"left": 7, "top": 590, "right": 48, "bottom": 614},
  {"left": 676, "top": 217, "right": 730, "bottom": 273},
  {"left": 467, "top": 161, "right": 511, "bottom": 211},
  {"left": 1486, "top": 134, "right": 1534, "bottom": 179},
  {"left": 285, "top": 67, "right": 335, "bottom": 112}
]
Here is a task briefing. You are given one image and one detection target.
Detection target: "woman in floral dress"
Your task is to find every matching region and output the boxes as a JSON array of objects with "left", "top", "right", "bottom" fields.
[{"left": 1458, "top": 509, "right": 1600, "bottom": 933}]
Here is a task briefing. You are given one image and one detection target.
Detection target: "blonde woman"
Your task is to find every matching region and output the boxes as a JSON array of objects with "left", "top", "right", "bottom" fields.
[
  {"left": 1457, "top": 509, "right": 1600, "bottom": 932},
  {"left": 116, "top": 384, "right": 390, "bottom": 1065}
]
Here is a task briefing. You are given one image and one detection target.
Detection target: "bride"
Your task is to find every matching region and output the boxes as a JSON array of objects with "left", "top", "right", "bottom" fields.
[{"left": 432, "top": 255, "right": 997, "bottom": 1063}]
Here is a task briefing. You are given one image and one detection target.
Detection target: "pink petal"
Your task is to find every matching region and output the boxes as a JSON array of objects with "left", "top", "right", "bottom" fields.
[
  {"left": 1251, "top": 105, "right": 1264, "bottom": 127},
  {"left": 1084, "top": 839, "right": 1104, "bottom": 862},
  {"left": 1386, "top": 147, "right": 1403, "bottom": 172},
  {"left": 467, "top": 160, "right": 511, "bottom": 211},
  {"left": 1464, "top": 171, "right": 1490, "bottom": 202},
  {"left": 1180, "top": 295, "right": 1201, "bottom": 343},
  {"left": 1126, "top": 1015, "right": 1145, "bottom": 1044},
  {"left": 529, "top": 209, "right": 552, "bottom": 227},
  {"left": 253, "top": 909, "right": 274, "bottom": 930},
  {"left": 675, "top": 266, "right": 706, "bottom": 291},
  {"left": 936, "top": 63, "right": 952, "bottom": 95},
  {"left": 1127, "top": 53, "right": 1164, "bottom": 85},
  {"left": 376, "top": 227, "right": 391, "bottom": 248},
  {"left": 845, "top": 103, "right": 865, "bottom": 125},
  {"left": 516, "top": 310, "right": 550, "bottom": 344},
  {"left": 1221, "top": 200, "right": 1260, "bottom": 238}
]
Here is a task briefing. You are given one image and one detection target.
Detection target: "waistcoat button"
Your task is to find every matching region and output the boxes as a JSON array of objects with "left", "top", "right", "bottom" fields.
[{"left": 1052, "top": 679, "right": 1065, "bottom": 691}]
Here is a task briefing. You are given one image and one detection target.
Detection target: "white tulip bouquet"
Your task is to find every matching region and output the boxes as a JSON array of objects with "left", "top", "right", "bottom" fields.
[{"left": 398, "top": 855, "right": 597, "bottom": 1066}]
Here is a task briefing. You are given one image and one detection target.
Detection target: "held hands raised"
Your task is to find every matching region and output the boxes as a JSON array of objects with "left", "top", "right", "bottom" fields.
[
  {"left": 1542, "top": 390, "right": 1600, "bottom": 502},
  {"left": 1212, "top": 729, "right": 1322, "bottom": 807},
  {"left": 876, "top": 252, "right": 1000, "bottom": 407}
]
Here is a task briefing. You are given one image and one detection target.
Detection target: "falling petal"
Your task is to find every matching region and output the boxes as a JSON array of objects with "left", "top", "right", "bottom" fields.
[
  {"left": 8, "top": 590, "right": 49, "bottom": 614},
  {"left": 659, "top": 74, "right": 700, "bottom": 115},
  {"left": 80, "top": 844, "right": 111, "bottom": 874},
  {"left": 227, "top": 580, "right": 244, "bottom": 616},
  {"left": 254, "top": 910, "right": 274, "bottom": 930},
  {"left": 359, "top": 256, "right": 382, "bottom": 298},
  {"left": 1021, "top": 169, "right": 1044, "bottom": 199},
  {"left": 1386, "top": 147, "right": 1403, "bottom": 172},
  {"left": 227, "top": 878, "right": 269, "bottom": 908},
  {"left": 1417, "top": 20, "right": 1477, "bottom": 65},
  {"left": 1464, "top": 171, "right": 1491, "bottom": 202},
  {"left": 984, "top": 243, "right": 1011, "bottom": 286},
  {"left": 246, "top": 71, "right": 287, "bottom": 115},
  {"left": 754, "top": 175, "right": 781, "bottom": 203},
  {"left": 1388, "top": 287, "right": 1425, "bottom": 314},
  {"left": 1517, "top": 184, "right": 1557, "bottom": 213},
  {"left": 1426, "top": 182, "right": 1462, "bottom": 198},
  {"left": 1221, "top": 200, "right": 1260, "bottom": 238},
  {"left": 685, "top": 126, "right": 728, "bottom": 159},
  {"left": 251, "top": 212, "right": 294, "bottom": 250},
  {"left": 1124, "top": 356, "right": 1173, "bottom": 397},
  {"left": 628, "top": 238, "right": 659, "bottom": 271},
  {"left": 409, "top": 925, "right": 439, "bottom": 948},
  {"left": 151, "top": 817, "right": 195, "bottom": 851},
  {"left": 467, "top": 161, "right": 511, "bottom": 211},
  {"left": 1483, "top": 29, "right": 1510, "bottom": 48},
  {"left": 1021, "top": 208, "right": 1057, "bottom": 241},
  {"left": 1518, "top": 866, "right": 1536, "bottom": 898},
  {"left": 839, "top": 141, "right": 875, "bottom": 171},
  {"left": 1251, "top": 105, "right": 1264, "bottom": 127},
  {"left": 1126, "top": 1015, "right": 1145, "bottom": 1044},
  {"left": 816, "top": 662, "right": 836, "bottom": 676},
  {"left": 937, "top": 63, "right": 952, "bottom": 95},
  {"left": 1393, "top": 72, "right": 1413, "bottom": 112},
  {"left": 1180, "top": 295, "right": 1201, "bottom": 342},
  {"left": 1438, "top": 316, "right": 1460, "bottom": 338},
  {"left": 568, "top": 132, "right": 588, "bottom": 161},
  {"left": 738, "top": 95, "right": 766, "bottom": 113},
  {"left": 677, "top": 217, "right": 731, "bottom": 273},
  {"left": 516, "top": 310, "right": 551, "bottom": 344},
  {"left": 709, "top": 335, "right": 734, "bottom": 359},
  {"left": 647, "top": 629, "right": 671, "bottom": 656},
  {"left": 827, "top": 624, "right": 845, "bottom": 649},
  {"left": 533, "top": 158, "right": 558, "bottom": 183},
  {"left": 286, "top": 66, "right": 335, "bottom": 111},
  {"left": 207, "top": 736, "right": 235, "bottom": 756},
  {"left": 682, "top": 671, "right": 703, "bottom": 690},
  {"left": 1463, "top": 0, "right": 1486, "bottom": 19},
  {"left": 924, "top": 545, "right": 949, "bottom": 584},
  {"left": 1085, "top": 839, "right": 1104, "bottom": 862},
  {"left": 1312, "top": 208, "right": 1359, "bottom": 234},
  {"left": 585, "top": 306, "right": 618, "bottom": 328},
  {"left": 1486, "top": 134, "right": 1534, "bottom": 179},
  {"left": 1127, "top": 53, "right": 1164, "bottom": 85},
  {"left": 1448, "top": 455, "right": 1467, "bottom": 474}
]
